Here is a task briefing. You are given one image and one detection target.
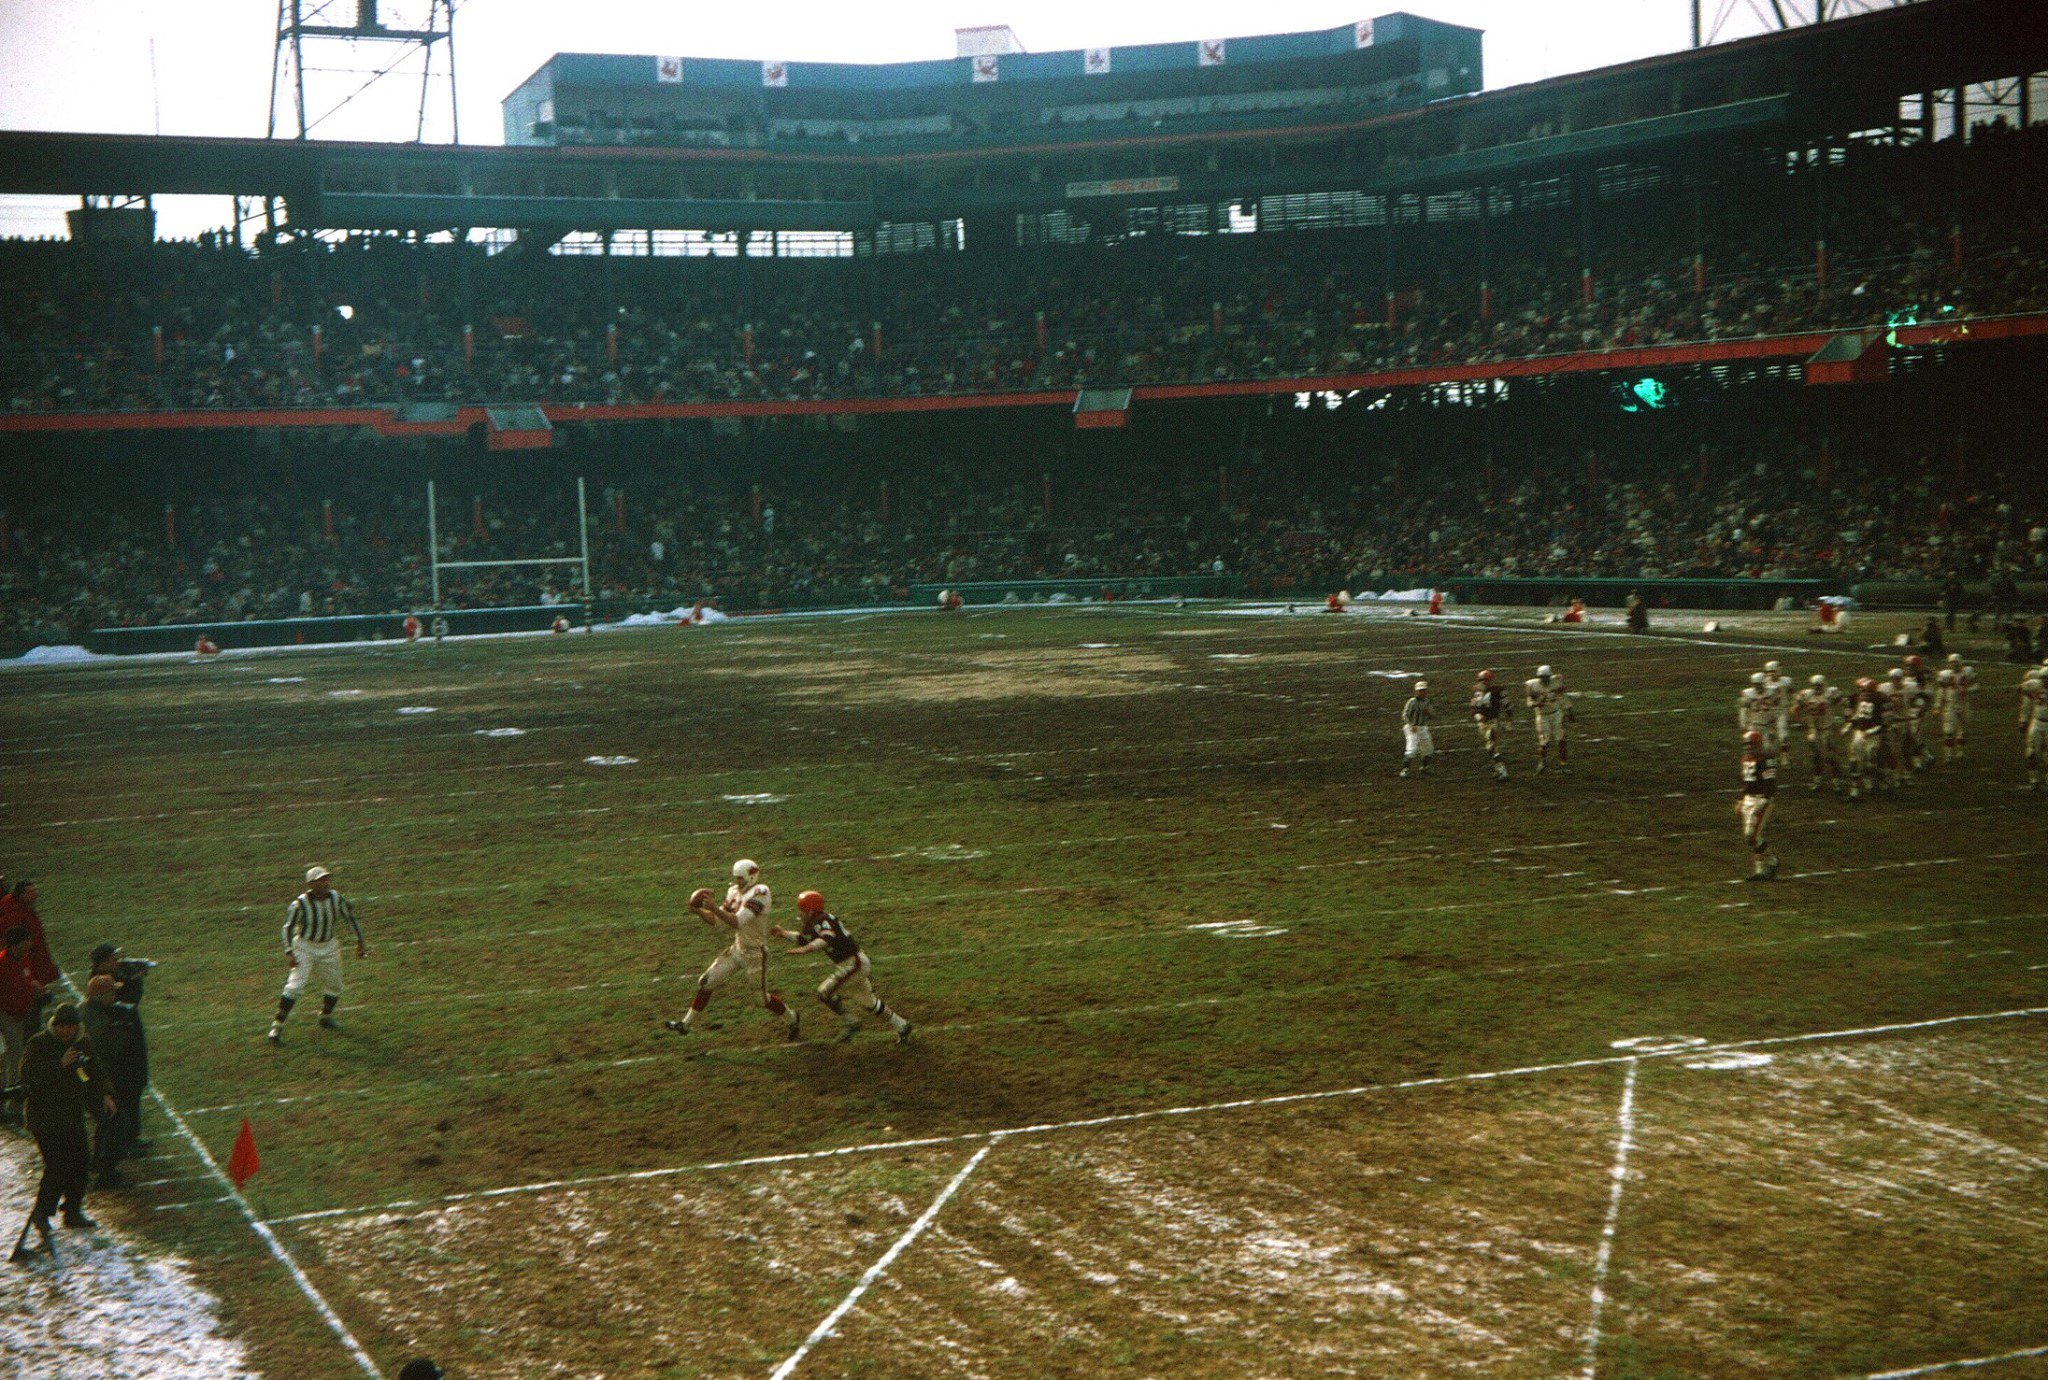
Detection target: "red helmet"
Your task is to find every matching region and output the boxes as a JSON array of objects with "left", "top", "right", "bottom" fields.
[
  {"left": 1477, "top": 668, "right": 1494, "bottom": 683},
  {"left": 1856, "top": 677, "right": 1876, "bottom": 691},
  {"left": 1743, "top": 729, "right": 1764, "bottom": 748},
  {"left": 1905, "top": 654, "right": 1923, "bottom": 669},
  {"left": 796, "top": 890, "right": 825, "bottom": 915}
]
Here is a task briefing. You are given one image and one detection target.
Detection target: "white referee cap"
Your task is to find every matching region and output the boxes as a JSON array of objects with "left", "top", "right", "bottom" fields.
[{"left": 306, "top": 865, "right": 332, "bottom": 883}]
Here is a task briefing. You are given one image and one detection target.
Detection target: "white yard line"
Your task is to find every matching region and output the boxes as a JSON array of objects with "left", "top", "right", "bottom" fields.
[
  {"left": 256, "top": 1001, "right": 2048, "bottom": 1229},
  {"left": 1580, "top": 1058, "right": 1642, "bottom": 1379},
  {"left": 1866, "top": 1344, "right": 2048, "bottom": 1377},
  {"left": 767, "top": 1139, "right": 999, "bottom": 1380}
]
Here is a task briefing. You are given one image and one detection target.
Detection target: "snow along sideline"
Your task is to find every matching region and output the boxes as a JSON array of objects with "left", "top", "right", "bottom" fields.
[{"left": 0, "top": 1132, "right": 253, "bottom": 1379}]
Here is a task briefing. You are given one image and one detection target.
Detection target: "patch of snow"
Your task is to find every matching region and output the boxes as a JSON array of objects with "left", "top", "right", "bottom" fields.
[
  {"left": 474, "top": 727, "right": 527, "bottom": 738},
  {"left": 326, "top": 689, "right": 364, "bottom": 698},
  {"left": 16, "top": 645, "right": 102, "bottom": 664},
  {"left": 584, "top": 755, "right": 639, "bottom": 767},
  {"left": 722, "top": 793, "right": 786, "bottom": 806},
  {"left": 0, "top": 1139, "right": 252, "bottom": 1377},
  {"left": 1683, "top": 1052, "right": 1775, "bottom": 1071},
  {"left": 396, "top": 706, "right": 437, "bottom": 715},
  {"left": 267, "top": 676, "right": 305, "bottom": 684},
  {"left": 1364, "top": 670, "right": 1428, "bottom": 679},
  {"left": 1078, "top": 643, "right": 1118, "bottom": 650}
]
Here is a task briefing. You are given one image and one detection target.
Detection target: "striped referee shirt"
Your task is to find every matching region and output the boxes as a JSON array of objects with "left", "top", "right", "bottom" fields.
[{"left": 283, "top": 891, "right": 364, "bottom": 951}]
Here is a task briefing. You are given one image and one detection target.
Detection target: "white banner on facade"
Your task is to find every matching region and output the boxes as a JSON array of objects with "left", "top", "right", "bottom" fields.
[
  {"left": 972, "top": 54, "right": 1000, "bottom": 83},
  {"left": 1084, "top": 46, "right": 1111, "bottom": 75},
  {"left": 1066, "top": 176, "right": 1181, "bottom": 199},
  {"left": 656, "top": 56, "right": 683, "bottom": 83},
  {"left": 1354, "top": 19, "right": 1376, "bottom": 48},
  {"left": 762, "top": 60, "right": 788, "bottom": 88},
  {"left": 1198, "top": 39, "right": 1226, "bottom": 67}
]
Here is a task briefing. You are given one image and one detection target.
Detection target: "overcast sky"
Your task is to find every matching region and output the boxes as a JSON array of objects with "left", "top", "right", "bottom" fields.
[{"left": 0, "top": 0, "right": 1797, "bottom": 237}]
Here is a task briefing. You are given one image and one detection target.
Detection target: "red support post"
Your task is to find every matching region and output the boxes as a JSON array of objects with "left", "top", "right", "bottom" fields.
[
  {"left": 1211, "top": 301, "right": 1224, "bottom": 335},
  {"left": 742, "top": 323, "right": 755, "bottom": 364},
  {"left": 310, "top": 323, "right": 323, "bottom": 368},
  {"left": 871, "top": 321, "right": 883, "bottom": 361},
  {"left": 1035, "top": 311, "right": 1048, "bottom": 353},
  {"left": 1692, "top": 254, "right": 1706, "bottom": 295},
  {"left": 1580, "top": 268, "right": 1595, "bottom": 306},
  {"left": 322, "top": 498, "right": 335, "bottom": 541},
  {"left": 1478, "top": 281, "right": 1493, "bottom": 322},
  {"left": 462, "top": 323, "right": 475, "bottom": 368},
  {"left": 606, "top": 323, "right": 618, "bottom": 366},
  {"left": 613, "top": 491, "right": 627, "bottom": 534},
  {"left": 151, "top": 324, "right": 164, "bottom": 369},
  {"left": 751, "top": 484, "right": 763, "bottom": 522},
  {"left": 1384, "top": 290, "right": 1397, "bottom": 329}
]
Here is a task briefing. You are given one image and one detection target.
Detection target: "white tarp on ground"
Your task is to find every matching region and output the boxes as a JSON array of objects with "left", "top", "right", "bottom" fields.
[
  {"left": 1365, "top": 588, "right": 1438, "bottom": 602},
  {"left": 16, "top": 645, "right": 102, "bottom": 664},
  {"left": 609, "top": 605, "right": 733, "bottom": 628},
  {"left": 0, "top": 1138, "right": 253, "bottom": 1377}
]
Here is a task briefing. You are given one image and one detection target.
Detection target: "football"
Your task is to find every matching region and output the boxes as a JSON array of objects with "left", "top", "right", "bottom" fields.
[{"left": 688, "top": 887, "right": 715, "bottom": 910}]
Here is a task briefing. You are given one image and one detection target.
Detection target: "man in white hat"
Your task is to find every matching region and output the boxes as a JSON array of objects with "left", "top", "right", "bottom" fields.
[{"left": 267, "top": 866, "right": 366, "bottom": 1046}]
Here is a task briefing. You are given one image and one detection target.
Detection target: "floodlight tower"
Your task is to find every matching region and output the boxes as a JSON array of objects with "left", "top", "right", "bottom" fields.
[
  {"left": 268, "top": 0, "right": 460, "bottom": 143},
  {"left": 1691, "top": 0, "right": 1916, "bottom": 47}
]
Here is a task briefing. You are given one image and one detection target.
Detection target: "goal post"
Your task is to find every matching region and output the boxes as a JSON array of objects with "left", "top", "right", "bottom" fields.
[{"left": 426, "top": 476, "right": 595, "bottom": 615}]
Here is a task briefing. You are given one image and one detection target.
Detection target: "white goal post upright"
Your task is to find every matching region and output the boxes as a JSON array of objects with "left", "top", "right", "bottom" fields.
[{"left": 426, "top": 476, "right": 595, "bottom": 616}]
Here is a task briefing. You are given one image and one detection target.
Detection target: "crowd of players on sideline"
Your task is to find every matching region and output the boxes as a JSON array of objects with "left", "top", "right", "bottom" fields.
[
  {"left": 6, "top": 419, "right": 2048, "bottom": 652},
  {"left": 2, "top": 128, "right": 2045, "bottom": 415}
]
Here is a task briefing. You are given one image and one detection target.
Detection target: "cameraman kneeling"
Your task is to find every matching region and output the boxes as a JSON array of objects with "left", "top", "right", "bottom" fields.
[
  {"left": 22, "top": 1004, "right": 114, "bottom": 1233},
  {"left": 82, "top": 975, "right": 146, "bottom": 1187}
]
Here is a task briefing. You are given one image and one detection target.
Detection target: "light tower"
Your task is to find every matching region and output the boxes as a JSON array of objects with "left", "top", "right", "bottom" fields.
[{"left": 268, "top": 0, "right": 460, "bottom": 143}]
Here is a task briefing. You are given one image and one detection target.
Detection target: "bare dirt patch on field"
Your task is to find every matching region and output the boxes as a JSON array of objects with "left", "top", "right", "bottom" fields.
[{"left": 712, "top": 647, "right": 1185, "bottom": 706}]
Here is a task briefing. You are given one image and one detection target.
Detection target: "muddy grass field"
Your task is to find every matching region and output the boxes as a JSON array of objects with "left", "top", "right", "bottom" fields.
[{"left": 2, "top": 604, "right": 2045, "bottom": 1379}]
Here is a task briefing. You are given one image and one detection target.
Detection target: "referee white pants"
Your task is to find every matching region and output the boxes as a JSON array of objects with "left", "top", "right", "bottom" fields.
[
  {"left": 1401, "top": 726, "right": 1434, "bottom": 761},
  {"left": 282, "top": 939, "right": 345, "bottom": 1001}
]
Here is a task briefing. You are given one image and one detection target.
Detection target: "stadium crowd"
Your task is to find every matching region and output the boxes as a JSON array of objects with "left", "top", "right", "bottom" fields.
[
  {"left": 4, "top": 402, "right": 2044, "bottom": 649},
  {"left": 2, "top": 128, "right": 2045, "bottom": 414}
]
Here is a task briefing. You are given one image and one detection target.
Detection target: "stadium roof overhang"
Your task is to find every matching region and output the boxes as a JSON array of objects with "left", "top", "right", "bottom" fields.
[{"left": 0, "top": 0, "right": 2039, "bottom": 233}]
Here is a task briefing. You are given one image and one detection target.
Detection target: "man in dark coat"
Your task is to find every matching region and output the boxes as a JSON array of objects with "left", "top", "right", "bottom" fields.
[
  {"left": 20, "top": 1004, "right": 115, "bottom": 1244},
  {"left": 81, "top": 974, "right": 148, "bottom": 1187}
]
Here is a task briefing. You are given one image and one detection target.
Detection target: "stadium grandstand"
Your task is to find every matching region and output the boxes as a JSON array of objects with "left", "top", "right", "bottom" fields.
[{"left": 0, "top": 0, "right": 2046, "bottom": 652}]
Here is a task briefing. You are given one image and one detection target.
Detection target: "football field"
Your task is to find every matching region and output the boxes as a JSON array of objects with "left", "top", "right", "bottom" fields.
[{"left": 4, "top": 605, "right": 2045, "bottom": 1378}]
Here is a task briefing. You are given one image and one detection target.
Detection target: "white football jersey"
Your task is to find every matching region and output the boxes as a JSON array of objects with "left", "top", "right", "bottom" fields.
[
  {"left": 2024, "top": 678, "right": 2048, "bottom": 725},
  {"left": 1525, "top": 676, "right": 1564, "bottom": 713},
  {"left": 724, "top": 881, "right": 773, "bottom": 950},
  {"left": 1793, "top": 686, "right": 1839, "bottom": 730}
]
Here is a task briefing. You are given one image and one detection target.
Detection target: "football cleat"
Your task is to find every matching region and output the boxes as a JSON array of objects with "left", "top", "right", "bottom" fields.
[
  {"left": 896, "top": 1022, "right": 914, "bottom": 1044},
  {"left": 786, "top": 1012, "right": 803, "bottom": 1042},
  {"left": 663, "top": 1019, "right": 690, "bottom": 1036},
  {"left": 266, "top": 1029, "right": 282, "bottom": 1046}
]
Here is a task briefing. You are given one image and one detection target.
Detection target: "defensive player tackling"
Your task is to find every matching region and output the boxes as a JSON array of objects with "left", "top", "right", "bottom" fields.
[{"left": 775, "top": 890, "right": 913, "bottom": 1043}]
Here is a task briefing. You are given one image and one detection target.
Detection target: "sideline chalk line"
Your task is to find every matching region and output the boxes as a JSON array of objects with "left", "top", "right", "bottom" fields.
[
  {"left": 767, "top": 1139, "right": 999, "bottom": 1380},
  {"left": 1581, "top": 1058, "right": 1641, "bottom": 1379},
  {"left": 259, "top": 1000, "right": 2048, "bottom": 1229},
  {"left": 53, "top": 969, "right": 382, "bottom": 1378}
]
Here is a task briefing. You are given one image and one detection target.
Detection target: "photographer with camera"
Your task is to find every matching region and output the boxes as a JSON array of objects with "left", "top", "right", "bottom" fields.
[
  {"left": 14, "top": 1004, "right": 114, "bottom": 1255},
  {"left": 81, "top": 974, "right": 148, "bottom": 1187}
]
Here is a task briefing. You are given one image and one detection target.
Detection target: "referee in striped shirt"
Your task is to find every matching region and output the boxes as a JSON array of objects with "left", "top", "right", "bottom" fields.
[{"left": 267, "top": 866, "right": 366, "bottom": 1046}]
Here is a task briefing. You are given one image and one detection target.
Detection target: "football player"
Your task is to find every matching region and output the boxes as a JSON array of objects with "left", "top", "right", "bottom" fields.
[
  {"left": 2022, "top": 667, "right": 2048, "bottom": 791},
  {"left": 1936, "top": 653, "right": 1977, "bottom": 763},
  {"left": 1399, "top": 680, "right": 1434, "bottom": 778},
  {"left": 776, "top": 890, "right": 912, "bottom": 1043},
  {"left": 1792, "top": 674, "right": 1845, "bottom": 794},
  {"left": 1846, "top": 676, "right": 1887, "bottom": 800},
  {"left": 665, "top": 859, "right": 802, "bottom": 1041},
  {"left": 1470, "top": 669, "right": 1510, "bottom": 781},
  {"left": 1762, "top": 660, "right": 1795, "bottom": 746},
  {"left": 1524, "top": 665, "right": 1570, "bottom": 773},
  {"left": 1740, "top": 673, "right": 1777, "bottom": 755},
  {"left": 1900, "top": 655, "right": 1932, "bottom": 771},
  {"left": 1738, "top": 729, "right": 1779, "bottom": 881}
]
